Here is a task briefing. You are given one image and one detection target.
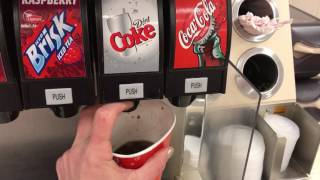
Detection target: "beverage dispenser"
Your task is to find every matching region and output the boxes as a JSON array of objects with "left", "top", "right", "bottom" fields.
[
  {"left": 164, "top": 0, "right": 231, "bottom": 107},
  {"left": 92, "top": 0, "right": 164, "bottom": 104},
  {"left": 12, "top": 0, "right": 95, "bottom": 117},
  {"left": 0, "top": 1, "right": 22, "bottom": 123}
]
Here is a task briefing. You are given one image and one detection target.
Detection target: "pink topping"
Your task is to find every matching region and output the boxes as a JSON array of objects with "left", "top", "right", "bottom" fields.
[{"left": 238, "top": 12, "right": 292, "bottom": 35}]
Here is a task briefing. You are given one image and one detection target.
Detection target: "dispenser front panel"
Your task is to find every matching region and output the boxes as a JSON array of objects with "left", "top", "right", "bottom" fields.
[
  {"left": 19, "top": 0, "right": 87, "bottom": 79},
  {"left": 0, "top": 54, "right": 6, "bottom": 82},
  {"left": 102, "top": 0, "right": 160, "bottom": 74},
  {"left": 174, "top": 0, "right": 228, "bottom": 69}
]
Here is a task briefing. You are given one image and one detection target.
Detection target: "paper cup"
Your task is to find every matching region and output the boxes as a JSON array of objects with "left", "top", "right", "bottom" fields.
[{"left": 112, "top": 100, "right": 176, "bottom": 172}]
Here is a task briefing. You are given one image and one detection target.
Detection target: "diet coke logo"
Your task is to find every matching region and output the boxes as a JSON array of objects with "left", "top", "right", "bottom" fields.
[
  {"left": 107, "top": 14, "right": 157, "bottom": 54},
  {"left": 23, "top": 10, "right": 43, "bottom": 23},
  {"left": 178, "top": 0, "right": 216, "bottom": 49},
  {"left": 110, "top": 24, "right": 156, "bottom": 52}
]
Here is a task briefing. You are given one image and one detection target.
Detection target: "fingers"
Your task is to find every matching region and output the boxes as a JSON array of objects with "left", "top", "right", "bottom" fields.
[
  {"left": 87, "top": 102, "right": 133, "bottom": 152},
  {"left": 56, "top": 157, "right": 64, "bottom": 180},
  {"left": 134, "top": 147, "right": 174, "bottom": 180},
  {"left": 73, "top": 105, "right": 102, "bottom": 146},
  {"left": 56, "top": 150, "right": 71, "bottom": 180}
]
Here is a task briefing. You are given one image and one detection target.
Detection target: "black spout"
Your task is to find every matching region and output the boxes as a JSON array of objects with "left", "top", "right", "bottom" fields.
[
  {"left": 168, "top": 96, "right": 196, "bottom": 108},
  {"left": 0, "top": 111, "right": 19, "bottom": 123},
  {"left": 51, "top": 105, "right": 79, "bottom": 118},
  {"left": 124, "top": 101, "right": 140, "bottom": 113}
]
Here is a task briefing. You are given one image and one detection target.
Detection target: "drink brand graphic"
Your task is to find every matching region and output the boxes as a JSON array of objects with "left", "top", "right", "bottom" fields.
[
  {"left": 0, "top": 54, "right": 6, "bottom": 83},
  {"left": 174, "top": 0, "right": 228, "bottom": 69},
  {"left": 102, "top": 0, "right": 160, "bottom": 74},
  {"left": 178, "top": 0, "right": 216, "bottom": 49},
  {"left": 20, "top": 0, "right": 86, "bottom": 79},
  {"left": 106, "top": 10, "right": 136, "bottom": 57},
  {"left": 25, "top": 11, "right": 74, "bottom": 74},
  {"left": 108, "top": 12, "right": 157, "bottom": 55}
]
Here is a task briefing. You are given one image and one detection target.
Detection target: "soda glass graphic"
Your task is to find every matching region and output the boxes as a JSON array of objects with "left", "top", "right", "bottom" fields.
[{"left": 106, "top": 9, "right": 137, "bottom": 56}]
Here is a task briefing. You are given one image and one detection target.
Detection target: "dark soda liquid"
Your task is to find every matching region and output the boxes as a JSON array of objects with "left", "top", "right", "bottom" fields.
[{"left": 115, "top": 141, "right": 154, "bottom": 155}]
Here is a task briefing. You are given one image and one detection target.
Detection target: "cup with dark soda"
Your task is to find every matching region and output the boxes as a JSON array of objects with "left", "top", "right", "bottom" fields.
[{"left": 112, "top": 100, "right": 176, "bottom": 175}]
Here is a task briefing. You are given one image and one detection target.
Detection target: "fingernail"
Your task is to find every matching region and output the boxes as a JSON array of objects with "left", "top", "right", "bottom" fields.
[{"left": 167, "top": 147, "right": 174, "bottom": 159}]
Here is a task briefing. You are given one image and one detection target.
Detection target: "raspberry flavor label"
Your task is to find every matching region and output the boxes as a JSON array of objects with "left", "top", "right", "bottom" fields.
[
  {"left": 102, "top": 0, "right": 160, "bottom": 74},
  {"left": 0, "top": 53, "right": 7, "bottom": 82},
  {"left": 20, "top": 0, "right": 86, "bottom": 79},
  {"left": 174, "top": 0, "right": 228, "bottom": 69}
]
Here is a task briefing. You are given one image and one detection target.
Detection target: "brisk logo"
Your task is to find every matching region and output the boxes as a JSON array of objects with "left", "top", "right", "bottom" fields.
[{"left": 25, "top": 11, "right": 74, "bottom": 74}]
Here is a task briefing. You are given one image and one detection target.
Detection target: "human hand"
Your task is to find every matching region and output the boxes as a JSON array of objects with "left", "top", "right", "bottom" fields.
[{"left": 56, "top": 102, "right": 174, "bottom": 180}]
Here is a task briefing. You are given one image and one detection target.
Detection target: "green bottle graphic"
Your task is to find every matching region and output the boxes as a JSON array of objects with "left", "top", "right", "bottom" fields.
[{"left": 194, "top": 33, "right": 225, "bottom": 68}]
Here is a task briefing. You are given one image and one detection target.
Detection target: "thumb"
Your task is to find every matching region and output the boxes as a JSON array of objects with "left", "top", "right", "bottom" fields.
[{"left": 134, "top": 147, "right": 174, "bottom": 180}]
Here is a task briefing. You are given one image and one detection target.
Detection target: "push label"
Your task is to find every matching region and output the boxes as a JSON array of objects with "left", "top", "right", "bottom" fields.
[{"left": 45, "top": 88, "right": 73, "bottom": 105}]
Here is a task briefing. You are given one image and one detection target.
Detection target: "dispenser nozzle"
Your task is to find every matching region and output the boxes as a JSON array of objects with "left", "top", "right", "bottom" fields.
[
  {"left": 0, "top": 111, "right": 20, "bottom": 123},
  {"left": 168, "top": 96, "right": 197, "bottom": 107},
  {"left": 51, "top": 105, "right": 79, "bottom": 118}
]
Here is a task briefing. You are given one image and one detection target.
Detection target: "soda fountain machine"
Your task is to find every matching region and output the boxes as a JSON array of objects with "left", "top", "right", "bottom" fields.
[
  {"left": 91, "top": 0, "right": 164, "bottom": 105},
  {"left": 11, "top": 0, "right": 95, "bottom": 117},
  {"left": 0, "top": 1, "right": 22, "bottom": 123},
  {"left": 164, "top": 0, "right": 231, "bottom": 107}
]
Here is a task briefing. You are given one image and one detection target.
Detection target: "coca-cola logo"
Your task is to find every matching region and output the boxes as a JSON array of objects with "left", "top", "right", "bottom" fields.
[
  {"left": 109, "top": 16, "right": 157, "bottom": 53},
  {"left": 23, "top": 10, "right": 43, "bottom": 23},
  {"left": 178, "top": 0, "right": 216, "bottom": 49}
]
